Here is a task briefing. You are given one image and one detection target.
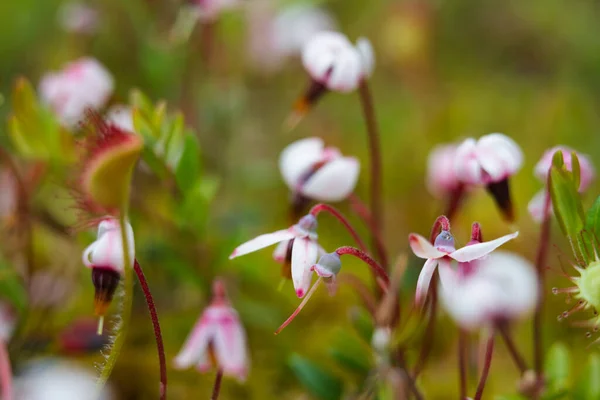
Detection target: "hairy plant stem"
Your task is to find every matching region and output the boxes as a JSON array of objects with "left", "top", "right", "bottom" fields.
[
  {"left": 211, "top": 368, "right": 224, "bottom": 400},
  {"left": 358, "top": 80, "right": 386, "bottom": 269},
  {"left": 497, "top": 322, "right": 528, "bottom": 374},
  {"left": 335, "top": 247, "right": 390, "bottom": 285},
  {"left": 0, "top": 339, "right": 13, "bottom": 400},
  {"left": 474, "top": 334, "right": 495, "bottom": 400},
  {"left": 533, "top": 191, "right": 551, "bottom": 379},
  {"left": 310, "top": 204, "right": 368, "bottom": 252},
  {"left": 95, "top": 203, "right": 133, "bottom": 394},
  {"left": 458, "top": 330, "right": 467, "bottom": 400},
  {"left": 134, "top": 260, "right": 167, "bottom": 399}
]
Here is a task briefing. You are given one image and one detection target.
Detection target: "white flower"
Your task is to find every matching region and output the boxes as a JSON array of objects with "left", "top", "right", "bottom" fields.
[
  {"left": 302, "top": 31, "right": 374, "bottom": 92},
  {"left": 82, "top": 218, "right": 135, "bottom": 274},
  {"left": 426, "top": 144, "right": 461, "bottom": 198},
  {"left": 279, "top": 137, "right": 360, "bottom": 202},
  {"left": 39, "top": 57, "right": 114, "bottom": 128},
  {"left": 106, "top": 105, "right": 135, "bottom": 133}
]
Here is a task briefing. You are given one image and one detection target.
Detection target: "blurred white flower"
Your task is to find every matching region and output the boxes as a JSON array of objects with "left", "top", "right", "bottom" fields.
[
  {"left": 426, "top": 143, "right": 461, "bottom": 199},
  {"left": 106, "top": 105, "right": 135, "bottom": 133}
]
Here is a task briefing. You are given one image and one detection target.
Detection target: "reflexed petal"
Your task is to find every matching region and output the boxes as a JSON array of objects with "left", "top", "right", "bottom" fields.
[
  {"left": 325, "top": 49, "right": 362, "bottom": 92},
  {"left": 301, "top": 157, "right": 359, "bottom": 201},
  {"left": 81, "top": 242, "right": 97, "bottom": 268},
  {"left": 302, "top": 31, "right": 353, "bottom": 81},
  {"left": 356, "top": 37, "right": 374, "bottom": 77},
  {"left": 454, "top": 138, "right": 482, "bottom": 185},
  {"left": 272, "top": 240, "right": 290, "bottom": 263},
  {"left": 173, "top": 313, "right": 214, "bottom": 370},
  {"left": 230, "top": 229, "right": 296, "bottom": 259},
  {"left": 408, "top": 233, "right": 446, "bottom": 259},
  {"left": 212, "top": 307, "right": 249, "bottom": 382},
  {"left": 279, "top": 137, "right": 324, "bottom": 190},
  {"left": 415, "top": 258, "right": 439, "bottom": 306},
  {"left": 476, "top": 133, "right": 523, "bottom": 182},
  {"left": 86, "top": 222, "right": 135, "bottom": 272},
  {"left": 291, "top": 238, "right": 318, "bottom": 297},
  {"left": 449, "top": 232, "right": 519, "bottom": 262}
]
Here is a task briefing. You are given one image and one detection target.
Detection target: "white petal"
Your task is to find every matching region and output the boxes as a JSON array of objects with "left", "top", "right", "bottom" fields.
[
  {"left": 301, "top": 157, "right": 359, "bottom": 201},
  {"left": 106, "top": 105, "right": 135, "bottom": 132},
  {"left": 86, "top": 221, "right": 135, "bottom": 272},
  {"left": 302, "top": 31, "right": 353, "bottom": 81},
  {"left": 454, "top": 138, "right": 482, "bottom": 185},
  {"left": 356, "top": 37, "right": 374, "bottom": 77},
  {"left": 279, "top": 137, "right": 324, "bottom": 190},
  {"left": 325, "top": 49, "right": 362, "bottom": 92},
  {"left": 291, "top": 238, "right": 318, "bottom": 297},
  {"left": 272, "top": 240, "right": 290, "bottom": 263},
  {"left": 173, "top": 313, "right": 215, "bottom": 369},
  {"left": 475, "top": 133, "right": 523, "bottom": 182},
  {"left": 230, "top": 229, "right": 296, "bottom": 259},
  {"left": 528, "top": 190, "right": 552, "bottom": 223},
  {"left": 450, "top": 232, "right": 519, "bottom": 262},
  {"left": 439, "top": 276, "right": 500, "bottom": 330},
  {"left": 212, "top": 306, "right": 249, "bottom": 382},
  {"left": 426, "top": 144, "right": 460, "bottom": 198},
  {"left": 408, "top": 233, "right": 445, "bottom": 259},
  {"left": 414, "top": 258, "right": 438, "bottom": 306}
]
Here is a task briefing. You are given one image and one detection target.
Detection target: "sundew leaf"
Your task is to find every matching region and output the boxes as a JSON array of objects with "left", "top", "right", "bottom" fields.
[
  {"left": 288, "top": 353, "right": 343, "bottom": 400},
  {"left": 573, "top": 353, "right": 600, "bottom": 400}
]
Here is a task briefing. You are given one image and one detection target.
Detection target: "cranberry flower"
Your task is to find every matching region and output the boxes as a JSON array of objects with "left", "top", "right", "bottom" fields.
[
  {"left": 280, "top": 137, "right": 360, "bottom": 204},
  {"left": 409, "top": 218, "right": 518, "bottom": 306},
  {"left": 454, "top": 133, "right": 523, "bottom": 221},
  {"left": 230, "top": 214, "right": 322, "bottom": 298},
  {"left": 82, "top": 218, "right": 135, "bottom": 316},
  {"left": 106, "top": 105, "right": 135, "bottom": 133},
  {"left": 174, "top": 280, "right": 249, "bottom": 381},
  {"left": 426, "top": 143, "right": 461, "bottom": 199},
  {"left": 39, "top": 58, "right": 114, "bottom": 128},
  {"left": 528, "top": 146, "right": 595, "bottom": 222}
]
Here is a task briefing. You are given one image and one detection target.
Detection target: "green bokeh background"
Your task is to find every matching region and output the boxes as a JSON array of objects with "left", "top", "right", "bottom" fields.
[{"left": 1, "top": 0, "right": 600, "bottom": 398}]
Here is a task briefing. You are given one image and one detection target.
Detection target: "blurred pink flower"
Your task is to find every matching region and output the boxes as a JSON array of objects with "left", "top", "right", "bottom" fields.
[
  {"left": 426, "top": 144, "right": 460, "bottom": 198},
  {"left": 279, "top": 137, "right": 360, "bottom": 202},
  {"left": 58, "top": 3, "right": 99, "bottom": 34},
  {"left": 230, "top": 214, "right": 322, "bottom": 298},
  {"left": 173, "top": 280, "right": 249, "bottom": 381},
  {"left": 194, "top": 0, "right": 241, "bottom": 22},
  {"left": 0, "top": 303, "right": 16, "bottom": 342},
  {"left": 528, "top": 146, "right": 595, "bottom": 223},
  {"left": 409, "top": 227, "right": 518, "bottom": 307},
  {"left": 106, "top": 105, "right": 135, "bottom": 133},
  {"left": 39, "top": 57, "right": 114, "bottom": 128},
  {"left": 302, "top": 31, "right": 374, "bottom": 92}
]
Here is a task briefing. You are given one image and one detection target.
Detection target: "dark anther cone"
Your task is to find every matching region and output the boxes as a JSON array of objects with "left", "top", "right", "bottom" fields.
[
  {"left": 486, "top": 178, "right": 516, "bottom": 222},
  {"left": 91, "top": 267, "right": 121, "bottom": 316},
  {"left": 280, "top": 239, "right": 295, "bottom": 280}
]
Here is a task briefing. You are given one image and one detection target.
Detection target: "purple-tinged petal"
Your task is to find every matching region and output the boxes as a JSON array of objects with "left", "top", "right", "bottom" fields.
[
  {"left": 301, "top": 157, "right": 360, "bottom": 201},
  {"left": 212, "top": 307, "right": 249, "bottom": 382},
  {"left": 291, "top": 238, "right": 318, "bottom": 298},
  {"left": 449, "top": 232, "right": 519, "bottom": 262},
  {"left": 415, "top": 258, "right": 439, "bottom": 306},
  {"left": 409, "top": 233, "right": 446, "bottom": 259},
  {"left": 173, "top": 312, "right": 215, "bottom": 370},
  {"left": 230, "top": 229, "right": 296, "bottom": 259}
]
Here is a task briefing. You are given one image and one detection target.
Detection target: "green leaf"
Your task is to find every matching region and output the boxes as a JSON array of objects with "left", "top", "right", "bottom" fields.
[
  {"left": 549, "top": 166, "right": 585, "bottom": 239},
  {"left": 288, "top": 354, "right": 343, "bottom": 400},
  {"left": 573, "top": 354, "right": 600, "bottom": 400},
  {"left": 328, "top": 331, "right": 371, "bottom": 377},
  {"left": 545, "top": 342, "right": 571, "bottom": 391},
  {"left": 129, "top": 89, "right": 154, "bottom": 116},
  {"left": 174, "top": 134, "right": 201, "bottom": 193},
  {"left": 0, "top": 259, "right": 27, "bottom": 313},
  {"left": 585, "top": 196, "right": 600, "bottom": 246},
  {"left": 175, "top": 177, "right": 219, "bottom": 232}
]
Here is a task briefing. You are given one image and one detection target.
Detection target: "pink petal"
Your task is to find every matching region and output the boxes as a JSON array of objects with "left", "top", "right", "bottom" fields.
[
  {"left": 454, "top": 138, "right": 482, "bottom": 185},
  {"left": 291, "top": 238, "right": 318, "bottom": 297},
  {"left": 408, "top": 233, "right": 446, "bottom": 259},
  {"left": 476, "top": 133, "right": 523, "bottom": 181},
  {"left": 528, "top": 190, "right": 552, "bottom": 223},
  {"left": 449, "top": 232, "right": 519, "bottom": 262},
  {"left": 230, "top": 229, "right": 296, "bottom": 259},
  {"left": 415, "top": 258, "right": 439, "bottom": 306},
  {"left": 301, "top": 157, "right": 360, "bottom": 201},
  {"left": 173, "top": 313, "right": 214, "bottom": 370},
  {"left": 426, "top": 144, "right": 460, "bottom": 198},
  {"left": 279, "top": 138, "right": 324, "bottom": 190},
  {"left": 212, "top": 308, "right": 249, "bottom": 382},
  {"left": 272, "top": 240, "right": 290, "bottom": 263}
]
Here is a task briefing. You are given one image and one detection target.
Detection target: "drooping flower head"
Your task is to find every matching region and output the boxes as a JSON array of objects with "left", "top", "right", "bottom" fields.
[
  {"left": 82, "top": 217, "right": 135, "bottom": 317},
  {"left": 279, "top": 137, "right": 359, "bottom": 214},
  {"left": 454, "top": 133, "right": 523, "bottom": 221},
  {"left": 230, "top": 214, "right": 323, "bottom": 298},
  {"left": 409, "top": 216, "right": 519, "bottom": 307},
  {"left": 528, "top": 146, "right": 595, "bottom": 222},
  {"left": 288, "top": 31, "right": 374, "bottom": 127},
  {"left": 174, "top": 279, "right": 249, "bottom": 381},
  {"left": 39, "top": 58, "right": 114, "bottom": 128}
]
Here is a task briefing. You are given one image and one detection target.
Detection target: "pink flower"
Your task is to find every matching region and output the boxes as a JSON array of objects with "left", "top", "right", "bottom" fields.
[
  {"left": 454, "top": 133, "right": 523, "bottom": 221},
  {"left": 58, "top": 3, "right": 99, "bottom": 34},
  {"left": 279, "top": 137, "right": 360, "bottom": 202},
  {"left": 174, "top": 280, "right": 249, "bottom": 381},
  {"left": 302, "top": 31, "right": 374, "bottom": 92},
  {"left": 39, "top": 58, "right": 114, "bottom": 128},
  {"left": 409, "top": 225, "right": 518, "bottom": 307},
  {"left": 426, "top": 144, "right": 460, "bottom": 198},
  {"left": 528, "top": 146, "right": 595, "bottom": 223},
  {"left": 230, "top": 214, "right": 322, "bottom": 298}
]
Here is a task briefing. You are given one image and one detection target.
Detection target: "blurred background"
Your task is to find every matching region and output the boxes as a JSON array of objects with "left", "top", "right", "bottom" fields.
[{"left": 1, "top": 0, "right": 600, "bottom": 398}]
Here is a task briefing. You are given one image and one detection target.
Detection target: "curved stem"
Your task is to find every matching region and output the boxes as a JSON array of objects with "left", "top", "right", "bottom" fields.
[
  {"left": 358, "top": 81, "right": 385, "bottom": 269},
  {"left": 533, "top": 190, "right": 551, "bottom": 377},
  {"left": 134, "top": 260, "right": 167, "bottom": 399},
  {"left": 0, "top": 339, "right": 13, "bottom": 400},
  {"left": 474, "top": 334, "right": 495, "bottom": 400},
  {"left": 310, "top": 204, "right": 368, "bottom": 252},
  {"left": 211, "top": 368, "right": 224, "bottom": 400},
  {"left": 275, "top": 277, "right": 322, "bottom": 335},
  {"left": 458, "top": 330, "right": 467, "bottom": 400},
  {"left": 497, "top": 322, "right": 528, "bottom": 374},
  {"left": 334, "top": 246, "right": 389, "bottom": 285},
  {"left": 348, "top": 193, "right": 388, "bottom": 268}
]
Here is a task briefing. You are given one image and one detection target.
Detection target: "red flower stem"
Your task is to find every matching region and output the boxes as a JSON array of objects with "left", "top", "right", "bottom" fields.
[
  {"left": 358, "top": 80, "right": 385, "bottom": 268},
  {"left": 533, "top": 190, "right": 551, "bottom": 378},
  {"left": 348, "top": 193, "right": 388, "bottom": 268},
  {"left": 275, "top": 277, "right": 323, "bottom": 335},
  {"left": 458, "top": 330, "right": 468, "bottom": 400},
  {"left": 211, "top": 368, "right": 224, "bottom": 400},
  {"left": 474, "top": 334, "right": 495, "bottom": 400},
  {"left": 335, "top": 247, "right": 390, "bottom": 286},
  {"left": 0, "top": 339, "right": 12, "bottom": 400},
  {"left": 133, "top": 260, "right": 167, "bottom": 400},
  {"left": 497, "top": 322, "right": 528, "bottom": 374},
  {"left": 310, "top": 204, "right": 368, "bottom": 252}
]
